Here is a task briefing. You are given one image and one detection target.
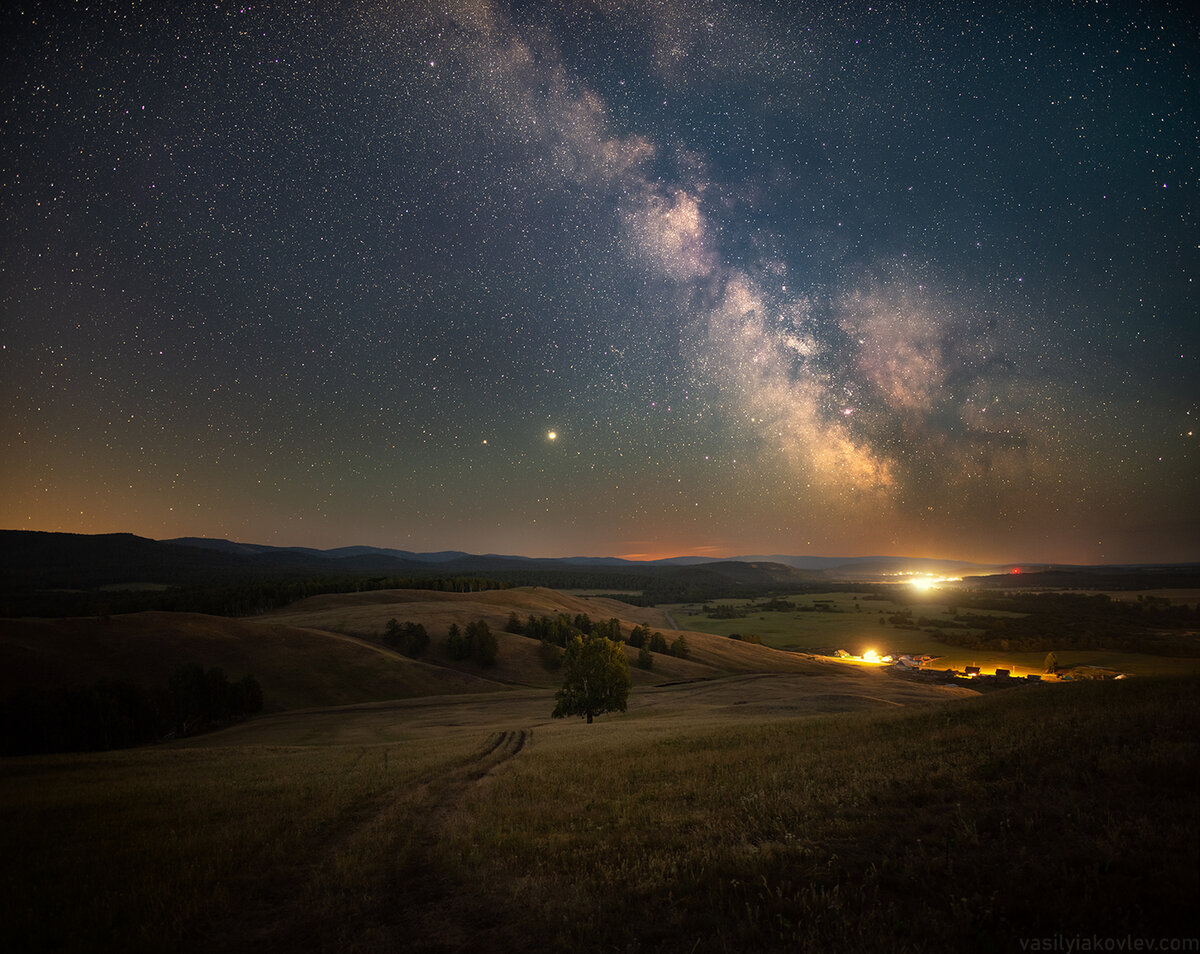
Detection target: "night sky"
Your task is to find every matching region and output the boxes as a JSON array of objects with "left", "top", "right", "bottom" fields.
[{"left": 2, "top": 1, "right": 1196, "bottom": 564}]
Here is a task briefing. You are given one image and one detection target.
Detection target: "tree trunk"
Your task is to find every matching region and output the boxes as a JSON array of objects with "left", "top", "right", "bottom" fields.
[{"left": 586, "top": 711, "right": 593, "bottom": 724}]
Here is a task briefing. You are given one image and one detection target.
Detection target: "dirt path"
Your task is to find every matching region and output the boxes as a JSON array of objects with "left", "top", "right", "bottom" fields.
[
  {"left": 189, "top": 729, "right": 531, "bottom": 953},
  {"left": 373, "top": 728, "right": 532, "bottom": 953}
]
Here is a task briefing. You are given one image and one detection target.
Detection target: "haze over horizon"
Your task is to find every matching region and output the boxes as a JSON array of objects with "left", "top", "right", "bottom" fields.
[{"left": 2, "top": 1, "right": 1196, "bottom": 566}]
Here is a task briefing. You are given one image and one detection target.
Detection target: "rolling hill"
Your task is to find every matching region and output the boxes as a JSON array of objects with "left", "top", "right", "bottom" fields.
[
  {"left": 1, "top": 538, "right": 1193, "bottom": 953},
  {"left": 0, "top": 610, "right": 509, "bottom": 711},
  {"left": 0, "top": 586, "right": 860, "bottom": 715}
]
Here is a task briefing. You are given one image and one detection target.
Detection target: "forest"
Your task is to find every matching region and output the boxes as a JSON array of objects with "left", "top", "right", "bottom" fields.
[{"left": 1, "top": 664, "right": 263, "bottom": 756}]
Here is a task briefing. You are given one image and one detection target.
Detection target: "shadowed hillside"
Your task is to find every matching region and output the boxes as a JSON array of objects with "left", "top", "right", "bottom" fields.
[
  {"left": 0, "top": 612, "right": 506, "bottom": 711},
  {"left": 0, "top": 587, "right": 843, "bottom": 716}
]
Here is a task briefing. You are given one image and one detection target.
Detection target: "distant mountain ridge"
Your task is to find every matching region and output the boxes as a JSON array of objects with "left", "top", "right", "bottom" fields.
[
  {"left": 3, "top": 532, "right": 1195, "bottom": 601},
  {"left": 161, "top": 537, "right": 1000, "bottom": 574},
  {"left": 0, "top": 531, "right": 818, "bottom": 591},
  {"left": 151, "top": 538, "right": 1195, "bottom": 582},
  {"left": 0, "top": 531, "right": 827, "bottom": 617},
  {"left": 166, "top": 537, "right": 471, "bottom": 564}
]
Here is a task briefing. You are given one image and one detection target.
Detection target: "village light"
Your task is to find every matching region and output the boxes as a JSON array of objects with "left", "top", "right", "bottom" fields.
[
  {"left": 862, "top": 649, "right": 881, "bottom": 663},
  {"left": 908, "top": 575, "right": 962, "bottom": 591}
]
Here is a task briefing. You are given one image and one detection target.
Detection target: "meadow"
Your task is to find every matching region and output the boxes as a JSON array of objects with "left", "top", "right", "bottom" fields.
[
  {"left": 443, "top": 676, "right": 1199, "bottom": 953},
  {"left": 2, "top": 674, "right": 1196, "bottom": 952},
  {"left": 2, "top": 585, "right": 1197, "bottom": 951},
  {"left": 669, "top": 591, "right": 1200, "bottom": 678}
]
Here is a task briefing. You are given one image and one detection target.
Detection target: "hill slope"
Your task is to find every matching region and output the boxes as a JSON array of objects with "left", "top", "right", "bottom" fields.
[
  {"left": 1, "top": 674, "right": 1192, "bottom": 953},
  {"left": 257, "top": 586, "right": 836, "bottom": 685},
  {"left": 0, "top": 612, "right": 506, "bottom": 710},
  {"left": 0, "top": 587, "right": 847, "bottom": 712}
]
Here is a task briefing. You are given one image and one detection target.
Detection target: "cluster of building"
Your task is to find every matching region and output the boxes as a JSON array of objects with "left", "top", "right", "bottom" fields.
[
  {"left": 831, "top": 649, "right": 934, "bottom": 669},
  {"left": 830, "top": 649, "right": 1047, "bottom": 682},
  {"left": 827, "top": 649, "right": 1127, "bottom": 682}
]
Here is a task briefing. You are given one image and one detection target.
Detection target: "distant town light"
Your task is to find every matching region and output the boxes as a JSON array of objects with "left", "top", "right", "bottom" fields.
[{"left": 908, "top": 574, "right": 961, "bottom": 590}]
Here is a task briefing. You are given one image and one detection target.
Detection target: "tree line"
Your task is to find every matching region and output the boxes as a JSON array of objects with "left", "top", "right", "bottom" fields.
[
  {"left": 382, "top": 617, "right": 498, "bottom": 667},
  {"left": 381, "top": 611, "right": 691, "bottom": 672},
  {"left": 1, "top": 664, "right": 263, "bottom": 756},
  {"left": 502, "top": 611, "right": 688, "bottom": 671},
  {"left": 479, "top": 566, "right": 821, "bottom": 606},
  {"left": 446, "top": 620, "right": 499, "bottom": 666},
  {"left": 881, "top": 589, "right": 1200, "bottom": 656},
  {"left": 1, "top": 575, "right": 512, "bottom": 619}
]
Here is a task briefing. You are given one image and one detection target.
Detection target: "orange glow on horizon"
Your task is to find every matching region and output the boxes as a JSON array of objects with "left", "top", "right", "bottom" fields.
[{"left": 616, "top": 545, "right": 730, "bottom": 562}]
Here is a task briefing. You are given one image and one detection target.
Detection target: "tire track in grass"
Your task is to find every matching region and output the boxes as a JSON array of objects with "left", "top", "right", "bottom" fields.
[
  {"left": 370, "top": 728, "right": 532, "bottom": 953},
  {"left": 189, "top": 729, "right": 531, "bottom": 953}
]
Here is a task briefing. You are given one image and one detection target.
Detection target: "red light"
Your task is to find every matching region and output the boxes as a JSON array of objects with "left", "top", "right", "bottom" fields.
[{"left": 1011, "top": 567, "right": 1021, "bottom": 574}]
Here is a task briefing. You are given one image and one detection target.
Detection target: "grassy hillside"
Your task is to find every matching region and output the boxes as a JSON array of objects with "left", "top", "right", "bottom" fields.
[
  {"left": 255, "top": 585, "right": 673, "bottom": 639},
  {"left": 181, "top": 669, "right": 975, "bottom": 749},
  {"left": 7, "top": 587, "right": 1192, "bottom": 950},
  {"left": 256, "top": 586, "right": 835, "bottom": 688},
  {"left": 446, "top": 676, "right": 1198, "bottom": 953},
  {"left": 1, "top": 676, "right": 1193, "bottom": 952},
  {"left": 0, "top": 588, "right": 834, "bottom": 714},
  {"left": 0, "top": 612, "right": 506, "bottom": 710}
]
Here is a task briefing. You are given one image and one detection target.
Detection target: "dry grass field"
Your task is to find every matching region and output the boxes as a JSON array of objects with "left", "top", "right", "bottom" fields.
[
  {"left": 3, "top": 673, "right": 1195, "bottom": 953},
  {"left": 0, "top": 588, "right": 831, "bottom": 710},
  {"left": 2, "top": 587, "right": 1197, "bottom": 952},
  {"left": 0, "top": 611, "right": 507, "bottom": 710}
]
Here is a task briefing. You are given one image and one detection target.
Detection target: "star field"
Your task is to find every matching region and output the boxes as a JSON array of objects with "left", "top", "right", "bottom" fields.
[{"left": 2, "top": 0, "right": 1196, "bottom": 563}]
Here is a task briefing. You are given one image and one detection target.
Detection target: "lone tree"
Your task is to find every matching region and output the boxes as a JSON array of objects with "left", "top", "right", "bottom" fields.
[{"left": 552, "top": 635, "right": 630, "bottom": 724}]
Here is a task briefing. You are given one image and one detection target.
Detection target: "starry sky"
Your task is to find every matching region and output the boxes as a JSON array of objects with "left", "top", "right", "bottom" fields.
[{"left": 2, "top": 0, "right": 1197, "bottom": 564}]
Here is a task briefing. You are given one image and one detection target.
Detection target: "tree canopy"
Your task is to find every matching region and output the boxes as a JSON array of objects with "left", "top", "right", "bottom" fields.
[{"left": 552, "top": 635, "right": 630, "bottom": 724}]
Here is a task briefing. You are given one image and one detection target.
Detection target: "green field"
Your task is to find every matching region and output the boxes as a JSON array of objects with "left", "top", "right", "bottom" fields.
[{"left": 668, "top": 591, "right": 1200, "bottom": 678}]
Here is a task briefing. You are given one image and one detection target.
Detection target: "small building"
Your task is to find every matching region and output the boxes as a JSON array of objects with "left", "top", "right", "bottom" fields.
[
  {"left": 964, "top": 665, "right": 980, "bottom": 676},
  {"left": 1025, "top": 674, "right": 1042, "bottom": 682},
  {"left": 995, "top": 668, "right": 1011, "bottom": 679}
]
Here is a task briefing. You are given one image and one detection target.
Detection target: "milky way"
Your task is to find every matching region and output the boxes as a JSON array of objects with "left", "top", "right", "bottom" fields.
[{"left": 1, "top": 0, "right": 1196, "bottom": 563}]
